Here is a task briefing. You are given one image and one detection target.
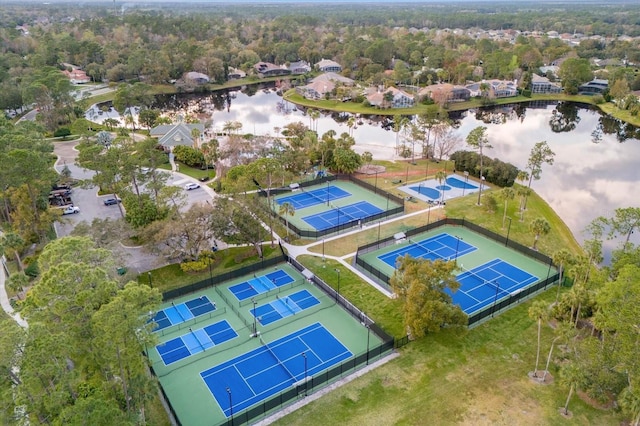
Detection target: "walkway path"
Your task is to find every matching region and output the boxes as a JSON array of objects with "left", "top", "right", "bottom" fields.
[{"left": 0, "top": 254, "right": 28, "bottom": 328}]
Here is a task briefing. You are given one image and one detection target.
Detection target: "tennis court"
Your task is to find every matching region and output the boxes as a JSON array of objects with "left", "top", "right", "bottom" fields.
[
  {"left": 446, "top": 176, "right": 478, "bottom": 189},
  {"left": 378, "top": 233, "right": 476, "bottom": 267},
  {"left": 276, "top": 186, "right": 350, "bottom": 209},
  {"left": 252, "top": 290, "right": 321, "bottom": 325},
  {"left": 400, "top": 173, "right": 480, "bottom": 202},
  {"left": 302, "top": 201, "right": 384, "bottom": 231},
  {"left": 451, "top": 258, "right": 539, "bottom": 315},
  {"left": 156, "top": 320, "right": 238, "bottom": 365},
  {"left": 152, "top": 296, "right": 216, "bottom": 331},
  {"left": 229, "top": 269, "right": 295, "bottom": 301},
  {"left": 200, "top": 322, "right": 352, "bottom": 418}
]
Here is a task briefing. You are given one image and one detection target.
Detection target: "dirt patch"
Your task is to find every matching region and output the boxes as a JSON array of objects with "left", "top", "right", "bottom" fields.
[
  {"left": 577, "top": 389, "right": 616, "bottom": 410},
  {"left": 528, "top": 371, "right": 555, "bottom": 385},
  {"left": 356, "top": 165, "right": 386, "bottom": 175}
]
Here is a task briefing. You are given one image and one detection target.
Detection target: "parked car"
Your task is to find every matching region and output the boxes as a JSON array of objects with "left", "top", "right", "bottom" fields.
[
  {"left": 62, "top": 205, "right": 80, "bottom": 215},
  {"left": 185, "top": 183, "right": 200, "bottom": 191},
  {"left": 103, "top": 197, "right": 121, "bottom": 206}
]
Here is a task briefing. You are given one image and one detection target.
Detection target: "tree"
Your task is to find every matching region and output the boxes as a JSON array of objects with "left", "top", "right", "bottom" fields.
[
  {"left": 6, "top": 272, "right": 29, "bottom": 300},
  {"left": 606, "top": 207, "right": 640, "bottom": 246},
  {"left": 435, "top": 171, "right": 447, "bottom": 204},
  {"left": 529, "top": 217, "right": 550, "bottom": 250},
  {"left": 279, "top": 201, "right": 295, "bottom": 239},
  {"left": 558, "top": 58, "right": 593, "bottom": 95},
  {"left": 210, "top": 197, "right": 265, "bottom": 258},
  {"left": 466, "top": 126, "right": 492, "bottom": 206},
  {"left": 16, "top": 237, "right": 161, "bottom": 423},
  {"left": 609, "top": 79, "right": 630, "bottom": 107},
  {"left": 142, "top": 202, "right": 216, "bottom": 261},
  {"left": 560, "top": 363, "right": 583, "bottom": 416},
  {"left": 332, "top": 147, "right": 362, "bottom": 174},
  {"left": 528, "top": 300, "right": 549, "bottom": 379},
  {"left": 390, "top": 256, "right": 466, "bottom": 338},
  {"left": 499, "top": 187, "right": 515, "bottom": 229},
  {"left": 523, "top": 141, "right": 554, "bottom": 209},
  {"left": 552, "top": 249, "right": 574, "bottom": 302}
]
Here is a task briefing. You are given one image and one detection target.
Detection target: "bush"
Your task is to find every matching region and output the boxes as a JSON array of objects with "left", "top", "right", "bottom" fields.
[
  {"left": 522, "top": 89, "right": 532, "bottom": 98},
  {"left": 24, "top": 261, "right": 39, "bottom": 278},
  {"left": 54, "top": 127, "right": 71, "bottom": 139},
  {"left": 173, "top": 145, "right": 205, "bottom": 168}
]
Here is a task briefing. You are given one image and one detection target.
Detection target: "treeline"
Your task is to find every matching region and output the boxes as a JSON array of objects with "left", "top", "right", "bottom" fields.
[{"left": 450, "top": 150, "right": 519, "bottom": 188}]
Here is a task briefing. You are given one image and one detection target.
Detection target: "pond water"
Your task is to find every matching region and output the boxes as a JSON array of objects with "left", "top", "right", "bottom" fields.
[{"left": 152, "top": 87, "right": 640, "bottom": 263}]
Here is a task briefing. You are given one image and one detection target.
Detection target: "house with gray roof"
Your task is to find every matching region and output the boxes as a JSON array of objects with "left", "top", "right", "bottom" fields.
[
  {"left": 150, "top": 123, "right": 205, "bottom": 149},
  {"left": 530, "top": 74, "right": 563, "bottom": 94},
  {"left": 315, "top": 58, "right": 342, "bottom": 73}
]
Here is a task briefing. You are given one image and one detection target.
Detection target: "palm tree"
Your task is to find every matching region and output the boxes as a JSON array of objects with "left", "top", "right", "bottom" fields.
[
  {"left": 499, "top": 187, "right": 515, "bottom": 229},
  {"left": 465, "top": 126, "right": 492, "bottom": 206},
  {"left": 529, "top": 217, "right": 550, "bottom": 250},
  {"left": 278, "top": 202, "right": 295, "bottom": 239},
  {"left": 308, "top": 109, "right": 320, "bottom": 133},
  {"left": 393, "top": 115, "right": 409, "bottom": 154},
  {"left": 541, "top": 322, "right": 575, "bottom": 382},
  {"left": 552, "top": 249, "right": 574, "bottom": 302},
  {"left": 516, "top": 170, "right": 530, "bottom": 211},
  {"left": 619, "top": 386, "right": 640, "bottom": 426},
  {"left": 560, "top": 363, "right": 583, "bottom": 416},
  {"left": 435, "top": 170, "right": 447, "bottom": 204},
  {"left": 346, "top": 116, "right": 356, "bottom": 137},
  {"left": 528, "top": 300, "right": 548, "bottom": 379}
]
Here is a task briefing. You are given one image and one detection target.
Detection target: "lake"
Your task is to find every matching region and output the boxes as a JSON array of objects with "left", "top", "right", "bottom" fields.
[{"left": 153, "top": 88, "right": 640, "bottom": 262}]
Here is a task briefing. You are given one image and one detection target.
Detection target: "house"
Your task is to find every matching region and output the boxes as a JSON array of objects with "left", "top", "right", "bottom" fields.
[
  {"left": 295, "top": 73, "right": 354, "bottom": 100},
  {"left": 315, "top": 58, "right": 342, "bottom": 73},
  {"left": 465, "top": 79, "right": 518, "bottom": 98},
  {"left": 418, "top": 83, "right": 471, "bottom": 103},
  {"left": 366, "top": 86, "right": 414, "bottom": 108},
  {"left": 578, "top": 79, "right": 609, "bottom": 95},
  {"left": 150, "top": 123, "right": 205, "bottom": 149},
  {"left": 530, "top": 74, "right": 563, "bottom": 94},
  {"left": 61, "top": 63, "right": 90, "bottom": 84},
  {"left": 184, "top": 72, "right": 210, "bottom": 85},
  {"left": 253, "top": 62, "right": 291, "bottom": 78},
  {"left": 288, "top": 60, "right": 311, "bottom": 75},
  {"left": 227, "top": 68, "right": 246, "bottom": 80}
]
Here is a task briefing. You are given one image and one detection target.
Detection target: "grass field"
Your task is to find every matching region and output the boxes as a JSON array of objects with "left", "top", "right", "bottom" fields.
[{"left": 272, "top": 289, "right": 622, "bottom": 426}]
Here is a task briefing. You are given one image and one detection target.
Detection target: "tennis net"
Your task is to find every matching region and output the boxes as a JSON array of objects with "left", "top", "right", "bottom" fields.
[
  {"left": 458, "top": 265, "right": 501, "bottom": 292},
  {"left": 260, "top": 336, "right": 296, "bottom": 381},
  {"left": 408, "top": 238, "right": 442, "bottom": 260},
  {"left": 301, "top": 187, "right": 328, "bottom": 205},
  {"left": 282, "top": 296, "right": 299, "bottom": 315},
  {"left": 331, "top": 203, "right": 357, "bottom": 223}
]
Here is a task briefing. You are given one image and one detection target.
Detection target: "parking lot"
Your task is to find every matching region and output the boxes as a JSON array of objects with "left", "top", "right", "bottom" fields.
[{"left": 53, "top": 139, "right": 217, "bottom": 273}]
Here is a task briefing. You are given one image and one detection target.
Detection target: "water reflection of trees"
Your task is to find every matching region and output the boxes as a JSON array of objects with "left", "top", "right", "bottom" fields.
[
  {"left": 549, "top": 102, "right": 581, "bottom": 133},
  {"left": 598, "top": 114, "right": 640, "bottom": 143}
]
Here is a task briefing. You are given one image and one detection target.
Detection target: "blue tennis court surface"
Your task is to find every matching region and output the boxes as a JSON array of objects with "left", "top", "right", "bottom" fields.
[
  {"left": 446, "top": 176, "right": 478, "bottom": 189},
  {"left": 409, "top": 186, "right": 441, "bottom": 200},
  {"left": 156, "top": 320, "right": 238, "bottom": 365},
  {"left": 378, "top": 233, "right": 476, "bottom": 267},
  {"left": 229, "top": 270, "right": 295, "bottom": 301},
  {"left": 252, "top": 290, "right": 321, "bottom": 325},
  {"left": 302, "top": 201, "right": 383, "bottom": 231},
  {"left": 200, "top": 322, "right": 352, "bottom": 418},
  {"left": 152, "top": 296, "right": 216, "bottom": 331},
  {"left": 276, "top": 186, "right": 350, "bottom": 209},
  {"left": 449, "top": 258, "right": 539, "bottom": 314}
]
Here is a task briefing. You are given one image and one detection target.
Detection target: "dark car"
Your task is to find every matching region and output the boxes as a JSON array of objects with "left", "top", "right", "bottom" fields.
[{"left": 103, "top": 197, "right": 121, "bottom": 206}]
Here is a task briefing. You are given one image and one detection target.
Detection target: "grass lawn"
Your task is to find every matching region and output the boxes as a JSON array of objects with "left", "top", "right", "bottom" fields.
[
  {"left": 273, "top": 289, "right": 622, "bottom": 426},
  {"left": 157, "top": 162, "right": 215, "bottom": 181},
  {"left": 139, "top": 244, "right": 282, "bottom": 293}
]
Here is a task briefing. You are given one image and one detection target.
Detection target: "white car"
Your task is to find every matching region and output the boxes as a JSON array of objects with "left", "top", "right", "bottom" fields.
[
  {"left": 185, "top": 183, "right": 200, "bottom": 191},
  {"left": 62, "top": 205, "right": 80, "bottom": 215}
]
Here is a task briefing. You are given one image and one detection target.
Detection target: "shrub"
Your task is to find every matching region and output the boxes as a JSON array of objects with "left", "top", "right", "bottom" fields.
[
  {"left": 24, "top": 261, "right": 39, "bottom": 278},
  {"left": 54, "top": 127, "right": 71, "bottom": 139}
]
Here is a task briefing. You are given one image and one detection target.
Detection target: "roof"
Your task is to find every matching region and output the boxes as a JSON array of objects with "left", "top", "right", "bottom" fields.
[
  {"left": 151, "top": 123, "right": 204, "bottom": 147},
  {"left": 311, "top": 72, "right": 354, "bottom": 85}
]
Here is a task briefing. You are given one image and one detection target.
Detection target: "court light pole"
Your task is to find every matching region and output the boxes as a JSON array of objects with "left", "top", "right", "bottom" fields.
[
  {"left": 462, "top": 171, "right": 469, "bottom": 197},
  {"left": 147, "top": 272, "right": 152, "bottom": 288},
  {"left": 252, "top": 298, "right": 257, "bottom": 337},
  {"left": 492, "top": 281, "right": 501, "bottom": 318},
  {"left": 302, "top": 352, "right": 308, "bottom": 396},
  {"left": 322, "top": 239, "right": 325, "bottom": 264},
  {"left": 226, "top": 387, "right": 233, "bottom": 425},
  {"left": 366, "top": 323, "right": 371, "bottom": 365},
  {"left": 326, "top": 180, "right": 330, "bottom": 206},
  {"left": 505, "top": 217, "right": 513, "bottom": 247},
  {"left": 334, "top": 268, "right": 341, "bottom": 302}
]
